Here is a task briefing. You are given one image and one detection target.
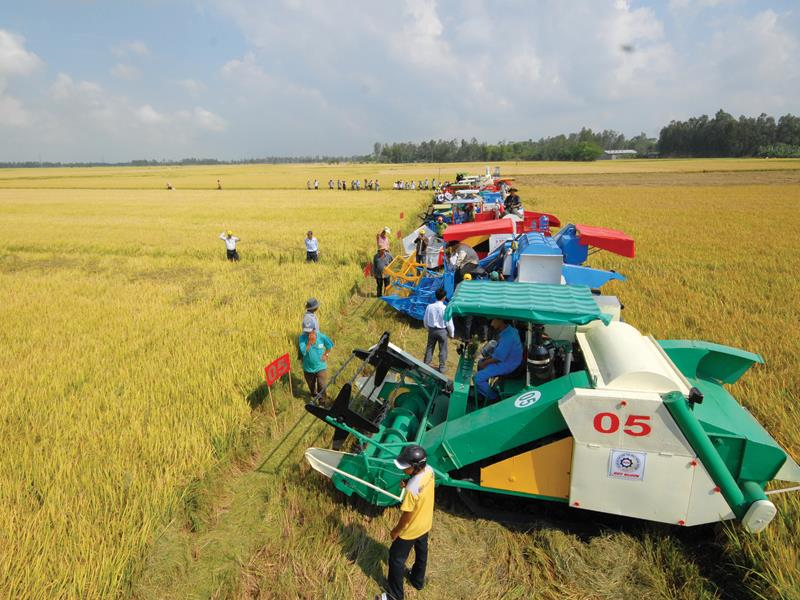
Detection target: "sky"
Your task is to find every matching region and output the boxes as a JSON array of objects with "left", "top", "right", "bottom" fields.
[{"left": 1, "top": 0, "right": 798, "bottom": 162}]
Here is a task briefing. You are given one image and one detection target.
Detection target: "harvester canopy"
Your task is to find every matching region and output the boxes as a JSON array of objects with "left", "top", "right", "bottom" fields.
[
  {"left": 444, "top": 280, "right": 612, "bottom": 325},
  {"left": 574, "top": 224, "right": 635, "bottom": 258}
]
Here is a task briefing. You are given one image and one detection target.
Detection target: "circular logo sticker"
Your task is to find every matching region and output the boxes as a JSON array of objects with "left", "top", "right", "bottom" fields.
[
  {"left": 514, "top": 391, "right": 542, "bottom": 408},
  {"left": 614, "top": 452, "right": 641, "bottom": 473}
]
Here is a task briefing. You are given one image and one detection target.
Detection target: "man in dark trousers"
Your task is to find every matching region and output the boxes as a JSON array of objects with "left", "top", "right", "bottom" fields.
[
  {"left": 373, "top": 247, "right": 393, "bottom": 297},
  {"left": 376, "top": 445, "right": 434, "bottom": 600}
]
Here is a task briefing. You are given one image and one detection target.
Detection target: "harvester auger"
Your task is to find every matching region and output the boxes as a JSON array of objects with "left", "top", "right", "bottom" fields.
[{"left": 305, "top": 281, "right": 800, "bottom": 532}]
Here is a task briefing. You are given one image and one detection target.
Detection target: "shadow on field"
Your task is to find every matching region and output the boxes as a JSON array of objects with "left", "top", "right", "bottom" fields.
[
  {"left": 435, "top": 487, "right": 759, "bottom": 600},
  {"left": 329, "top": 515, "right": 387, "bottom": 588}
]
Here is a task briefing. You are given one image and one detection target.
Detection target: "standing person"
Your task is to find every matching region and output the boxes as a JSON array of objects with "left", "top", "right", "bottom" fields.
[
  {"left": 342, "top": 180, "right": 347, "bottom": 191},
  {"left": 298, "top": 327, "right": 333, "bottom": 399},
  {"left": 216, "top": 179, "right": 222, "bottom": 190},
  {"left": 474, "top": 318, "right": 523, "bottom": 403},
  {"left": 307, "top": 180, "right": 312, "bottom": 190},
  {"left": 423, "top": 288, "right": 454, "bottom": 373},
  {"left": 302, "top": 298, "right": 321, "bottom": 334},
  {"left": 375, "top": 180, "right": 380, "bottom": 192},
  {"left": 373, "top": 248, "right": 393, "bottom": 297},
  {"left": 314, "top": 179, "right": 319, "bottom": 190},
  {"left": 328, "top": 179, "right": 334, "bottom": 190},
  {"left": 376, "top": 227, "right": 391, "bottom": 251},
  {"left": 414, "top": 229, "right": 428, "bottom": 264},
  {"left": 434, "top": 215, "right": 447, "bottom": 238},
  {"left": 305, "top": 230, "right": 319, "bottom": 262},
  {"left": 219, "top": 231, "right": 240, "bottom": 261},
  {"left": 375, "top": 445, "right": 434, "bottom": 600}
]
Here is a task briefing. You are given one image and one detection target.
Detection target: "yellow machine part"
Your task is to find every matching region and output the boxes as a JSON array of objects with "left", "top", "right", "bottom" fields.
[
  {"left": 480, "top": 437, "right": 573, "bottom": 499},
  {"left": 384, "top": 255, "right": 426, "bottom": 296},
  {"left": 458, "top": 234, "right": 489, "bottom": 249}
]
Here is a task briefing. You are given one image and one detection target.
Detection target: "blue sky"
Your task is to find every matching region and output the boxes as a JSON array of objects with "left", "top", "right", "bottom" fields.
[{"left": 1, "top": 0, "right": 798, "bottom": 162}]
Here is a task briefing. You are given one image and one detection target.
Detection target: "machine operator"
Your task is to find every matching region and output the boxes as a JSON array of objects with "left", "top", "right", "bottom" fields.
[{"left": 474, "top": 318, "right": 523, "bottom": 403}]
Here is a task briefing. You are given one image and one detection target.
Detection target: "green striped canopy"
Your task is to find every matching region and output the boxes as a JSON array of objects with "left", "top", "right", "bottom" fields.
[{"left": 444, "top": 281, "right": 610, "bottom": 325}]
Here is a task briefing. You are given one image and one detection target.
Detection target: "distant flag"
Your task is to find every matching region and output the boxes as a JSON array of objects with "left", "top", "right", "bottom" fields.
[
  {"left": 363, "top": 263, "right": 372, "bottom": 277},
  {"left": 400, "top": 212, "right": 404, "bottom": 219}
]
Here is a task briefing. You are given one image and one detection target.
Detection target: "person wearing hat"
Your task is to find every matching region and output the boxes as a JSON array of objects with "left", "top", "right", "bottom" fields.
[
  {"left": 504, "top": 187, "right": 523, "bottom": 218},
  {"left": 446, "top": 240, "right": 479, "bottom": 285},
  {"left": 413, "top": 229, "right": 428, "bottom": 264},
  {"left": 376, "top": 227, "right": 392, "bottom": 252},
  {"left": 298, "top": 324, "right": 333, "bottom": 399},
  {"left": 474, "top": 318, "right": 523, "bottom": 403},
  {"left": 302, "top": 298, "right": 321, "bottom": 334},
  {"left": 219, "top": 230, "right": 240, "bottom": 261},
  {"left": 373, "top": 248, "right": 393, "bottom": 297},
  {"left": 376, "top": 445, "right": 434, "bottom": 600},
  {"left": 305, "top": 230, "right": 319, "bottom": 262},
  {"left": 434, "top": 215, "right": 447, "bottom": 238}
]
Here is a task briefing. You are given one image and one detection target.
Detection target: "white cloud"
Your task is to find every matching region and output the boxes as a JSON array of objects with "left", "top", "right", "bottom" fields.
[
  {"left": 135, "top": 104, "right": 165, "bottom": 124},
  {"left": 0, "top": 30, "right": 43, "bottom": 128},
  {"left": 177, "top": 78, "right": 206, "bottom": 96},
  {"left": 192, "top": 107, "right": 226, "bottom": 131},
  {"left": 112, "top": 40, "right": 150, "bottom": 58},
  {"left": 111, "top": 63, "right": 141, "bottom": 80}
]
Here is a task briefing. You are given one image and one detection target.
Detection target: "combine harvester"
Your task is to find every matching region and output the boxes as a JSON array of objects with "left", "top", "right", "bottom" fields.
[
  {"left": 382, "top": 217, "right": 634, "bottom": 321},
  {"left": 305, "top": 280, "right": 800, "bottom": 532}
]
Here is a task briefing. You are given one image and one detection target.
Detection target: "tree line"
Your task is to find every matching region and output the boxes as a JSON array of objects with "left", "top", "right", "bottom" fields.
[
  {"left": 373, "top": 129, "right": 657, "bottom": 163},
  {"left": 657, "top": 110, "right": 800, "bottom": 158}
]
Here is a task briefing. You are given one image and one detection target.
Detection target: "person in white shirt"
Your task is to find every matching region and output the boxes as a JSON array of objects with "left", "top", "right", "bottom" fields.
[
  {"left": 219, "top": 231, "right": 240, "bottom": 261},
  {"left": 423, "top": 288, "right": 454, "bottom": 372},
  {"left": 305, "top": 230, "right": 319, "bottom": 262}
]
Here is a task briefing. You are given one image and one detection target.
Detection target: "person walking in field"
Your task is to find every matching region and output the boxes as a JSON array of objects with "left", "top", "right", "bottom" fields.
[
  {"left": 219, "top": 231, "right": 240, "bottom": 261},
  {"left": 302, "top": 298, "right": 321, "bottom": 334},
  {"left": 305, "top": 230, "right": 319, "bottom": 262},
  {"left": 373, "top": 248, "right": 393, "bottom": 297},
  {"left": 299, "top": 326, "right": 333, "bottom": 399},
  {"left": 423, "top": 288, "right": 454, "bottom": 373},
  {"left": 375, "top": 445, "right": 434, "bottom": 600},
  {"left": 376, "top": 227, "right": 391, "bottom": 251}
]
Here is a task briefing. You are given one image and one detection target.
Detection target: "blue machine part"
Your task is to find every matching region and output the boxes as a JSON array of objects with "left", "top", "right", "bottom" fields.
[
  {"left": 562, "top": 264, "right": 625, "bottom": 288},
  {"left": 381, "top": 275, "right": 447, "bottom": 321},
  {"left": 479, "top": 190, "right": 502, "bottom": 204},
  {"left": 552, "top": 223, "right": 588, "bottom": 265}
]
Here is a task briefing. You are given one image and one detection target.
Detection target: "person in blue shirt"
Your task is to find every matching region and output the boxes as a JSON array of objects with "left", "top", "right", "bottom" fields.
[
  {"left": 299, "top": 326, "right": 334, "bottom": 400},
  {"left": 474, "top": 319, "right": 523, "bottom": 402}
]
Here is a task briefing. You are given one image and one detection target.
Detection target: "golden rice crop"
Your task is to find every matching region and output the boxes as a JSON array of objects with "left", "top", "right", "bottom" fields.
[{"left": 0, "top": 184, "right": 417, "bottom": 598}]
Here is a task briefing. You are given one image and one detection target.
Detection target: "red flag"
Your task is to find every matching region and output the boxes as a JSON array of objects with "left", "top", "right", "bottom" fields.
[
  {"left": 363, "top": 262, "right": 372, "bottom": 277},
  {"left": 400, "top": 211, "right": 404, "bottom": 219},
  {"left": 396, "top": 230, "right": 403, "bottom": 239}
]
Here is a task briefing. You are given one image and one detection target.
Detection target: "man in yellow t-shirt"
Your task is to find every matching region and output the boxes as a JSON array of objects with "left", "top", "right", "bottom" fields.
[{"left": 376, "top": 445, "right": 434, "bottom": 600}]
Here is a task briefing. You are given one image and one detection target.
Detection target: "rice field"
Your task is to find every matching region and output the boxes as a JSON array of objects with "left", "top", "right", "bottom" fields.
[{"left": 1, "top": 160, "right": 799, "bottom": 599}]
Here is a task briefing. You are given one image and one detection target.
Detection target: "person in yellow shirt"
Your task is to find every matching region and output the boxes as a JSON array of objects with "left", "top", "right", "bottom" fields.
[{"left": 376, "top": 445, "right": 434, "bottom": 600}]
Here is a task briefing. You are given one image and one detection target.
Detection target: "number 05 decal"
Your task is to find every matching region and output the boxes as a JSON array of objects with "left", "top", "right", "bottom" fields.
[{"left": 592, "top": 413, "right": 652, "bottom": 437}]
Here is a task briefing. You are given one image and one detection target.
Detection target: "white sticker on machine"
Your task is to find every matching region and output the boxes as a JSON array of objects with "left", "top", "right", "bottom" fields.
[{"left": 608, "top": 449, "right": 647, "bottom": 481}]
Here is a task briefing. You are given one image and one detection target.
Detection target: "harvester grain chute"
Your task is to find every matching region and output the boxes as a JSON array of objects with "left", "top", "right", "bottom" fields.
[{"left": 305, "top": 281, "right": 800, "bottom": 533}]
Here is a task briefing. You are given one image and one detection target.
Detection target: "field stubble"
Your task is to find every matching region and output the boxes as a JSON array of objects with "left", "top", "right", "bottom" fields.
[{"left": 1, "top": 161, "right": 799, "bottom": 599}]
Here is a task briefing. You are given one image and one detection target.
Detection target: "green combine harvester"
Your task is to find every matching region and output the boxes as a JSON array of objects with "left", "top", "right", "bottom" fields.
[{"left": 305, "top": 281, "right": 799, "bottom": 532}]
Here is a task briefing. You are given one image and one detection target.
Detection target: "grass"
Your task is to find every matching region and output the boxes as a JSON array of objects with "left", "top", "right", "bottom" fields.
[{"left": 0, "top": 159, "right": 799, "bottom": 599}]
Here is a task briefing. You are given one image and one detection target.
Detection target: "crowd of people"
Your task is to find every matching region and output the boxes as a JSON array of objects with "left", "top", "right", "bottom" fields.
[{"left": 392, "top": 178, "right": 439, "bottom": 190}]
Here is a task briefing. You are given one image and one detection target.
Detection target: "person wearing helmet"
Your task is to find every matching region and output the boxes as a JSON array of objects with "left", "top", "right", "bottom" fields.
[
  {"left": 376, "top": 445, "right": 434, "bottom": 600},
  {"left": 376, "top": 227, "right": 391, "bottom": 251},
  {"left": 413, "top": 229, "right": 428, "bottom": 264},
  {"left": 219, "top": 230, "right": 240, "bottom": 261}
]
